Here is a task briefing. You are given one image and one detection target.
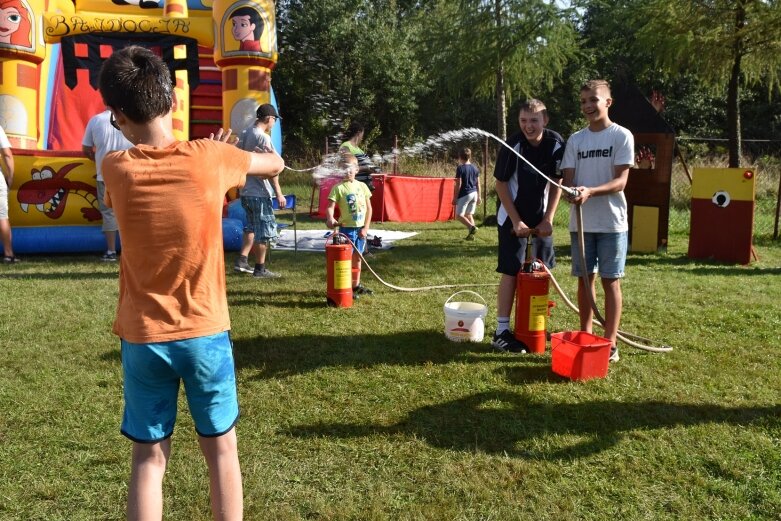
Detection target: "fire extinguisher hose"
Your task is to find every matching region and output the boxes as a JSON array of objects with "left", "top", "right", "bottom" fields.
[{"left": 332, "top": 231, "right": 498, "bottom": 292}]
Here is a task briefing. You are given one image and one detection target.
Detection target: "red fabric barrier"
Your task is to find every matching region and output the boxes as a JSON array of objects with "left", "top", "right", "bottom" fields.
[{"left": 313, "top": 174, "right": 455, "bottom": 223}]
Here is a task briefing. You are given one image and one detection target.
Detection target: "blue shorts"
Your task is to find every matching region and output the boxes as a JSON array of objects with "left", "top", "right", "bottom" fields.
[
  {"left": 241, "top": 196, "right": 278, "bottom": 242},
  {"left": 570, "top": 231, "right": 627, "bottom": 279},
  {"left": 340, "top": 226, "right": 366, "bottom": 254},
  {"left": 120, "top": 331, "right": 239, "bottom": 442}
]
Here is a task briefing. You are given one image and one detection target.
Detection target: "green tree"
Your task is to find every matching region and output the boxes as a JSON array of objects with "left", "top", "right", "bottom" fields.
[
  {"left": 631, "top": 0, "right": 781, "bottom": 167},
  {"left": 275, "top": 0, "right": 426, "bottom": 157},
  {"left": 418, "top": 0, "right": 579, "bottom": 139}
]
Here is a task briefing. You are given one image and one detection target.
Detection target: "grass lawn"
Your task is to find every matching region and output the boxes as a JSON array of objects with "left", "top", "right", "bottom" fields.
[{"left": 1, "top": 211, "right": 780, "bottom": 520}]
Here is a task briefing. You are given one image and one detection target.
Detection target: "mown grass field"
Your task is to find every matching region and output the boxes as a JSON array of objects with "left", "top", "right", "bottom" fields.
[{"left": 1, "top": 185, "right": 780, "bottom": 520}]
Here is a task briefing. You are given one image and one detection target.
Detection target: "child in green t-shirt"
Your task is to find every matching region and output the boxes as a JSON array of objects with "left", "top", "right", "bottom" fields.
[{"left": 326, "top": 153, "right": 374, "bottom": 297}]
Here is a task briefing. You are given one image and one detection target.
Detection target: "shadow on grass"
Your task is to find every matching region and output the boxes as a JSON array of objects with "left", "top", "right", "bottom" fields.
[
  {"left": 283, "top": 390, "right": 781, "bottom": 460},
  {"left": 232, "top": 331, "right": 535, "bottom": 379},
  {"left": 0, "top": 271, "right": 118, "bottom": 280}
]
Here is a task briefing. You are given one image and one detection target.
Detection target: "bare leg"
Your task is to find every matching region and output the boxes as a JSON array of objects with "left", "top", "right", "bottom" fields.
[
  {"left": 576, "top": 274, "right": 597, "bottom": 333},
  {"left": 0, "top": 218, "right": 13, "bottom": 257},
  {"left": 198, "top": 428, "right": 243, "bottom": 521},
  {"left": 352, "top": 251, "right": 361, "bottom": 286},
  {"left": 455, "top": 213, "right": 472, "bottom": 230},
  {"left": 239, "top": 232, "right": 254, "bottom": 259},
  {"left": 466, "top": 213, "right": 476, "bottom": 228},
  {"left": 497, "top": 274, "right": 516, "bottom": 319},
  {"left": 256, "top": 242, "right": 268, "bottom": 265},
  {"left": 104, "top": 230, "right": 117, "bottom": 252},
  {"left": 601, "top": 277, "right": 622, "bottom": 347},
  {"left": 127, "top": 438, "right": 171, "bottom": 521}
]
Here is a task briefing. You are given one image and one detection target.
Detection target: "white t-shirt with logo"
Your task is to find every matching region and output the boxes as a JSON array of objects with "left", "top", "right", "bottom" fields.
[
  {"left": 82, "top": 110, "right": 133, "bottom": 182},
  {"left": 561, "top": 123, "right": 634, "bottom": 233}
]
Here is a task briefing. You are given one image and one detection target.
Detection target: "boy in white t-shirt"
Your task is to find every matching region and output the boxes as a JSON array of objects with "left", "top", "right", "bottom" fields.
[
  {"left": 561, "top": 79, "right": 635, "bottom": 363},
  {"left": 82, "top": 109, "right": 133, "bottom": 261}
]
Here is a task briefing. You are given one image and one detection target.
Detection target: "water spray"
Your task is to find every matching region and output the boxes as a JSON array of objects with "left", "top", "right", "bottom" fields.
[{"left": 309, "top": 128, "right": 670, "bottom": 353}]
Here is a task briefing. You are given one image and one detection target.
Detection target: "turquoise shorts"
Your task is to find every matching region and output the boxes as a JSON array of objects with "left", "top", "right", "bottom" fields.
[{"left": 120, "top": 331, "right": 239, "bottom": 443}]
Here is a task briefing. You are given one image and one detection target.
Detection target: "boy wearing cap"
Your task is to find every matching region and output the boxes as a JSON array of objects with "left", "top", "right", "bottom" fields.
[{"left": 233, "top": 104, "right": 287, "bottom": 278}]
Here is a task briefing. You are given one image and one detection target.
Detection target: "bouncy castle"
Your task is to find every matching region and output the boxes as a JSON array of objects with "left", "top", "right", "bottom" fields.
[{"left": 0, "top": 0, "right": 281, "bottom": 254}]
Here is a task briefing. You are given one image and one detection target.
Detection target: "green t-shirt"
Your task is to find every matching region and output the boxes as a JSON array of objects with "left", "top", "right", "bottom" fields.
[{"left": 328, "top": 180, "right": 372, "bottom": 227}]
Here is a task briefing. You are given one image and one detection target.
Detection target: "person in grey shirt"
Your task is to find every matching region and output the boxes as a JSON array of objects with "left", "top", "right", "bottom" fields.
[{"left": 233, "top": 104, "right": 287, "bottom": 278}]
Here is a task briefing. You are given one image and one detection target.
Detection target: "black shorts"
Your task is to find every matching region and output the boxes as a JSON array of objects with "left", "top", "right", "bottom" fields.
[{"left": 496, "top": 220, "right": 556, "bottom": 276}]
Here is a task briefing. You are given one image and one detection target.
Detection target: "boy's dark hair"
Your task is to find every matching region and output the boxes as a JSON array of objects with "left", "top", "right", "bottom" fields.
[
  {"left": 99, "top": 46, "right": 173, "bottom": 124},
  {"left": 581, "top": 79, "right": 611, "bottom": 96},
  {"left": 458, "top": 147, "right": 471, "bottom": 161},
  {"left": 518, "top": 99, "right": 548, "bottom": 121},
  {"left": 231, "top": 6, "right": 263, "bottom": 40},
  {"left": 344, "top": 122, "right": 364, "bottom": 140}
]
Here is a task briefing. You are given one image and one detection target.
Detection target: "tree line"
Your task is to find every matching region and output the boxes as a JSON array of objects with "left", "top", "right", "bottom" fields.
[{"left": 273, "top": 0, "right": 781, "bottom": 167}]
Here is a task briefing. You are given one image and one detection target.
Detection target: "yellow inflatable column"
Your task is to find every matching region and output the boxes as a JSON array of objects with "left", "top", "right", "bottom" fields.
[
  {"left": 0, "top": 0, "right": 46, "bottom": 149},
  {"left": 164, "top": 0, "right": 190, "bottom": 141},
  {"left": 212, "top": 0, "right": 278, "bottom": 135}
]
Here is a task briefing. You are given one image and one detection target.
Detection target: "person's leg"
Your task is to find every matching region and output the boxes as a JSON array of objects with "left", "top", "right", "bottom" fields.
[
  {"left": 497, "top": 274, "right": 516, "bottom": 322},
  {"left": 352, "top": 250, "right": 361, "bottom": 287},
  {"left": 127, "top": 439, "right": 171, "bottom": 521},
  {"left": 455, "top": 212, "right": 471, "bottom": 229},
  {"left": 576, "top": 274, "right": 597, "bottom": 333},
  {"left": 571, "top": 232, "right": 598, "bottom": 332},
  {"left": 256, "top": 241, "right": 268, "bottom": 265},
  {"left": 198, "top": 428, "right": 243, "bottom": 521},
  {"left": 239, "top": 231, "right": 254, "bottom": 259},
  {"left": 0, "top": 218, "right": 13, "bottom": 257},
  {"left": 595, "top": 231, "right": 627, "bottom": 356},
  {"left": 104, "top": 231, "right": 117, "bottom": 252},
  {"left": 601, "top": 277, "right": 622, "bottom": 347},
  {"left": 465, "top": 212, "right": 476, "bottom": 228},
  {"left": 178, "top": 332, "right": 241, "bottom": 518}
]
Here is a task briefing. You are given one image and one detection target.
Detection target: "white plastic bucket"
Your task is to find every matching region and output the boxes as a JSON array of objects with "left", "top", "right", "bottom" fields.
[{"left": 443, "top": 290, "right": 488, "bottom": 343}]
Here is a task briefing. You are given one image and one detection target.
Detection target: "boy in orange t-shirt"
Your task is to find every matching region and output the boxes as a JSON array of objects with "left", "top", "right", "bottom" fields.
[{"left": 99, "top": 46, "right": 284, "bottom": 520}]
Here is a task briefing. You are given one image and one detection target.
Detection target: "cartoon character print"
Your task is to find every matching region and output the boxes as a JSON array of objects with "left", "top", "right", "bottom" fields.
[
  {"left": 345, "top": 192, "right": 363, "bottom": 223},
  {"left": 0, "top": 0, "right": 31, "bottom": 47},
  {"left": 230, "top": 6, "right": 262, "bottom": 52},
  {"left": 17, "top": 163, "right": 101, "bottom": 222}
]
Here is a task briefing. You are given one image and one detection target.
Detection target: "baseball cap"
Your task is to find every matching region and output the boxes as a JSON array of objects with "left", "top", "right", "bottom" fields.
[{"left": 256, "top": 104, "right": 281, "bottom": 120}]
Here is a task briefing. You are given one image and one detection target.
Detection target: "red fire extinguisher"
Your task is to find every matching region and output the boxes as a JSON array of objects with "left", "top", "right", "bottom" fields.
[
  {"left": 514, "top": 237, "right": 552, "bottom": 353},
  {"left": 326, "top": 231, "right": 353, "bottom": 308}
]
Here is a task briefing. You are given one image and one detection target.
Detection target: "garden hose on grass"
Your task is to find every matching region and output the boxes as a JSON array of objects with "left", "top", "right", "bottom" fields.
[
  {"left": 546, "top": 203, "right": 673, "bottom": 354},
  {"left": 332, "top": 231, "right": 498, "bottom": 292}
]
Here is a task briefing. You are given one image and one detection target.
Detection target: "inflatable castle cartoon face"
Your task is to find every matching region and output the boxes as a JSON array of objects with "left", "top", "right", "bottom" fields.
[
  {"left": 0, "top": 0, "right": 33, "bottom": 50},
  {"left": 0, "top": 0, "right": 283, "bottom": 255}
]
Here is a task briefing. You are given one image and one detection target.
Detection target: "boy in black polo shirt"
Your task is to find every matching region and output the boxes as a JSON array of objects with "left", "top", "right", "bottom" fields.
[{"left": 492, "top": 99, "right": 564, "bottom": 353}]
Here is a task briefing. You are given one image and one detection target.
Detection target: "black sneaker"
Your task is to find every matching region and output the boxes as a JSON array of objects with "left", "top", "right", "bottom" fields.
[
  {"left": 100, "top": 252, "right": 117, "bottom": 262},
  {"left": 491, "top": 330, "right": 526, "bottom": 353},
  {"left": 2, "top": 255, "right": 20, "bottom": 264},
  {"left": 234, "top": 259, "right": 253, "bottom": 274},
  {"left": 353, "top": 284, "right": 373, "bottom": 295},
  {"left": 609, "top": 345, "right": 620, "bottom": 362}
]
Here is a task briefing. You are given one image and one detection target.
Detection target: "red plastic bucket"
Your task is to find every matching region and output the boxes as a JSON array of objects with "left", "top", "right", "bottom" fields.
[{"left": 551, "top": 331, "right": 611, "bottom": 381}]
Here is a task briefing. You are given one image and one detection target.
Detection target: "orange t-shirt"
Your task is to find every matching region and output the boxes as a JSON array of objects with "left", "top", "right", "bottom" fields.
[{"left": 103, "top": 139, "right": 252, "bottom": 343}]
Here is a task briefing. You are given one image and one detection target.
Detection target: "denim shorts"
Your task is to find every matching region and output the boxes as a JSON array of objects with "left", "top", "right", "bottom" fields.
[
  {"left": 120, "top": 331, "right": 239, "bottom": 442},
  {"left": 456, "top": 191, "right": 478, "bottom": 216},
  {"left": 340, "top": 226, "right": 366, "bottom": 254},
  {"left": 570, "top": 231, "right": 627, "bottom": 278},
  {"left": 241, "top": 196, "right": 278, "bottom": 242}
]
